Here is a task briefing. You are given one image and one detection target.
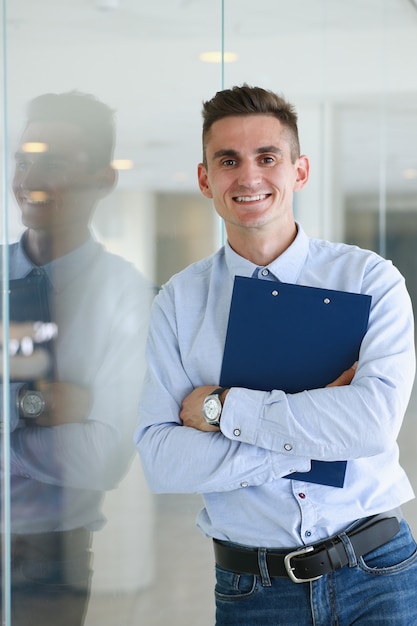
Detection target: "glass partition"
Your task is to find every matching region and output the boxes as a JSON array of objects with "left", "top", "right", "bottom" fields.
[{"left": 1, "top": 1, "right": 416, "bottom": 625}]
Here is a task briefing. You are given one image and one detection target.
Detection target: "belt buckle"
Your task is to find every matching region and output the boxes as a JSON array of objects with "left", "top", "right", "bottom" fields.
[{"left": 284, "top": 545, "right": 323, "bottom": 583}]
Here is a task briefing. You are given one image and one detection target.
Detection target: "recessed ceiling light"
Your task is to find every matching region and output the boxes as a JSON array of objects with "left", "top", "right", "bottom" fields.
[
  {"left": 112, "top": 159, "right": 134, "bottom": 171},
  {"left": 27, "top": 191, "right": 48, "bottom": 202},
  {"left": 403, "top": 168, "right": 417, "bottom": 180},
  {"left": 199, "top": 51, "right": 238, "bottom": 64},
  {"left": 22, "top": 142, "right": 48, "bottom": 153}
]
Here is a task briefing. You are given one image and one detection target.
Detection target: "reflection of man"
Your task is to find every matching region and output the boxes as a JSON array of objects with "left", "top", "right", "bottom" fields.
[
  {"left": 1, "top": 92, "right": 152, "bottom": 625},
  {"left": 136, "top": 85, "right": 417, "bottom": 624}
]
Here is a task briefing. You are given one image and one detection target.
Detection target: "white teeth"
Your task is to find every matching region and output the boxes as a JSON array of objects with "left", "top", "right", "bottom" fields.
[{"left": 235, "top": 194, "right": 267, "bottom": 203}]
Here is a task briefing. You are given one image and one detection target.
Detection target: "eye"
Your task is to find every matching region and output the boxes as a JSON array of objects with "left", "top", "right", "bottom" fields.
[
  {"left": 260, "top": 155, "right": 275, "bottom": 164},
  {"left": 15, "top": 159, "right": 29, "bottom": 171},
  {"left": 221, "top": 159, "right": 237, "bottom": 167}
]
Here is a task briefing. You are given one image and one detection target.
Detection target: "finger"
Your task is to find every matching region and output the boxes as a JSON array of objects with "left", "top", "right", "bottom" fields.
[{"left": 326, "top": 362, "right": 358, "bottom": 387}]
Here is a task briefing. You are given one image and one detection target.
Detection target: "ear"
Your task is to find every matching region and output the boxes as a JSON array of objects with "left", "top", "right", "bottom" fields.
[
  {"left": 293, "top": 155, "right": 310, "bottom": 192},
  {"left": 96, "top": 165, "right": 117, "bottom": 197},
  {"left": 197, "top": 163, "right": 213, "bottom": 199}
]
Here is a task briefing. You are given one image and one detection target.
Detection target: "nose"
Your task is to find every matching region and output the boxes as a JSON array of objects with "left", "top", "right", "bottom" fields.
[{"left": 236, "top": 159, "right": 262, "bottom": 188}]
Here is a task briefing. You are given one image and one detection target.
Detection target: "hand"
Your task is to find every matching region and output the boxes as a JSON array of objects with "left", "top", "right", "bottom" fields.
[
  {"left": 180, "top": 365, "right": 357, "bottom": 435},
  {"left": 326, "top": 362, "right": 358, "bottom": 388},
  {"left": 32, "top": 381, "right": 92, "bottom": 426},
  {"left": 0, "top": 321, "right": 57, "bottom": 381},
  {"left": 0, "top": 321, "right": 57, "bottom": 349},
  {"left": 180, "top": 385, "right": 225, "bottom": 432}
]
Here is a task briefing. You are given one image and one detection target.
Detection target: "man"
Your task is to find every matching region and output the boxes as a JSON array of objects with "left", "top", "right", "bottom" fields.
[
  {"left": 1, "top": 92, "right": 152, "bottom": 625},
  {"left": 136, "top": 85, "right": 417, "bottom": 624}
]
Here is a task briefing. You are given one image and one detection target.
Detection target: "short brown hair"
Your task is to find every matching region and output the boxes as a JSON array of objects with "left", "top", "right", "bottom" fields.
[
  {"left": 26, "top": 91, "right": 115, "bottom": 171},
  {"left": 201, "top": 84, "right": 300, "bottom": 166}
]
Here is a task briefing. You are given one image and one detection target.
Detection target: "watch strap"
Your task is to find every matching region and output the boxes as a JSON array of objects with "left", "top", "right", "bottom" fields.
[{"left": 211, "top": 387, "right": 227, "bottom": 399}]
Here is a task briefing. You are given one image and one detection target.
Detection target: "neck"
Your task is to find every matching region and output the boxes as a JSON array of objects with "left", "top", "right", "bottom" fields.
[
  {"left": 226, "top": 221, "right": 297, "bottom": 266},
  {"left": 23, "top": 227, "right": 90, "bottom": 265}
]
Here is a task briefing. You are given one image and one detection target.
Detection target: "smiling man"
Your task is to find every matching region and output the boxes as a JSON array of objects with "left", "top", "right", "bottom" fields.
[
  {"left": 2, "top": 92, "right": 152, "bottom": 626},
  {"left": 136, "top": 84, "right": 417, "bottom": 625},
  {"left": 197, "top": 113, "right": 308, "bottom": 264}
]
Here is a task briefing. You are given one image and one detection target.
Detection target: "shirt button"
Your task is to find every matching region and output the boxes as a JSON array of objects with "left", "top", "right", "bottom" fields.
[
  {"left": 233, "top": 428, "right": 241, "bottom": 437},
  {"left": 305, "top": 530, "right": 312, "bottom": 538},
  {"left": 284, "top": 443, "right": 293, "bottom": 451},
  {"left": 240, "top": 481, "right": 249, "bottom": 488},
  {"left": 261, "top": 269, "right": 269, "bottom": 276},
  {"left": 298, "top": 493, "right": 306, "bottom": 499}
]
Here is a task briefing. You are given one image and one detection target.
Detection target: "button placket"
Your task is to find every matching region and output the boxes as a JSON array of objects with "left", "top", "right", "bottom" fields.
[{"left": 291, "top": 481, "right": 315, "bottom": 541}]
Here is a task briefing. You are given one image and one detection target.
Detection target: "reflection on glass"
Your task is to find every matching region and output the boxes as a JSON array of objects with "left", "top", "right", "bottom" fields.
[{"left": 1, "top": 92, "right": 153, "bottom": 625}]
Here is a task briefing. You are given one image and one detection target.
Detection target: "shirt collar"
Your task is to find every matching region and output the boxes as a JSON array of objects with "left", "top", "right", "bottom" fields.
[
  {"left": 224, "top": 222, "right": 309, "bottom": 283},
  {"left": 11, "top": 235, "right": 101, "bottom": 292}
]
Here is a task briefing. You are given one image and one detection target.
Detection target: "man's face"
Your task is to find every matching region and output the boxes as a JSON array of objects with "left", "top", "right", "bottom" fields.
[
  {"left": 13, "top": 121, "right": 107, "bottom": 232},
  {"left": 198, "top": 114, "right": 309, "bottom": 236}
]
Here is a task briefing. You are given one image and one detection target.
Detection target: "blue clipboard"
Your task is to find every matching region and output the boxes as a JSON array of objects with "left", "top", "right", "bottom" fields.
[{"left": 219, "top": 276, "right": 371, "bottom": 487}]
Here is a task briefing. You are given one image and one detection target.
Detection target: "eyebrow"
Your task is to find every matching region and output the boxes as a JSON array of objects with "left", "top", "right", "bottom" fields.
[
  {"left": 212, "top": 149, "right": 239, "bottom": 162},
  {"left": 257, "top": 145, "right": 284, "bottom": 156},
  {"left": 211, "top": 145, "right": 284, "bottom": 162}
]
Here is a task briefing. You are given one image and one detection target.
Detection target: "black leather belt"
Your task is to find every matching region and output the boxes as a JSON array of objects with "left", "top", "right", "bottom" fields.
[
  {"left": 213, "top": 514, "right": 400, "bottom": 583},
  {"left": 7, "top": 528, "right": 93, "bottom": 584},
  {"left": 9, "top": 528, "right": 92, "bottom": 561}
]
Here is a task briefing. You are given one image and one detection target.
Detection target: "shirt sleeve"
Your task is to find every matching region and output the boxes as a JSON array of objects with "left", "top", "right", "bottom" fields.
[
  {"left": 7, "top": 287, "right": 152, "bottom": 491},
  {"left": 135, "top": 287, "right": 312, "bottom": 495},
  {"left": 0, "top": 383, "right": 25, "bottom": 431},
  {"left": 220, "top": 258, "right": 415, "bottom": 461}
]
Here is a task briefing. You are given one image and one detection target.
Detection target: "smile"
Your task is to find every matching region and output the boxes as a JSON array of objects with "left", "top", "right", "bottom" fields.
[{"left": 234, "top": 194, "right": 269, "bottom": 203}]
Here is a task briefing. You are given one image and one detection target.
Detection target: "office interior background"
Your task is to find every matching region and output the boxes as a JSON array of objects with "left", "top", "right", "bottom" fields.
[{"left": 1, "top": 0, "right": 417, "bottom": 624}]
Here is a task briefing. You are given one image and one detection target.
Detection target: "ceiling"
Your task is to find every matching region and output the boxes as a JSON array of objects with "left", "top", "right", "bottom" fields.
[{"left": 4, "top": 0, "right": 417, "bottom": 197}]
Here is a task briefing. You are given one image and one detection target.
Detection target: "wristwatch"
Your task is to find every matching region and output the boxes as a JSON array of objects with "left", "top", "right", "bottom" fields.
[
  {"left": 18, "top": 389, "right": 46, "bottom": 419},
  {"left": 202, "top": 387, "right": 227, "bottom": 427}
]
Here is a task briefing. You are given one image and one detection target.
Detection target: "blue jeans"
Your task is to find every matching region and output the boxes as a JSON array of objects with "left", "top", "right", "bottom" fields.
[
  {"left": 214, "top": 520, "right": 417, "bottom": 625},
  {"left": 1, "top": 529, "right": 93, "bottom": 626}
]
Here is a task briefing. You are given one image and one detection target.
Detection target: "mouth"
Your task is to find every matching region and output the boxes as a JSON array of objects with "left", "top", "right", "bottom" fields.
[{"left": 233, "top": 193, "right": 270, "bottom": 203}]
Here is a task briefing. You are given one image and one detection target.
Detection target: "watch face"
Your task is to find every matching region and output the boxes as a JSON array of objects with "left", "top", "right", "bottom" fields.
[
  {"left": 22, "top": 393, "right": 44, "bottom": 417},
  {"left": 203, "top": 396, "right": 221, "bottom": 422}
]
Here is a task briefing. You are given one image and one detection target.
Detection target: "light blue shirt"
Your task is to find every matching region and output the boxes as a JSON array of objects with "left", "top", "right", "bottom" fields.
[
  {"left": 2, "top": 235, "right": 153, "bottom": 532},
  {"left": 136, "top": 224, "right": 415, "bottom": 548}
]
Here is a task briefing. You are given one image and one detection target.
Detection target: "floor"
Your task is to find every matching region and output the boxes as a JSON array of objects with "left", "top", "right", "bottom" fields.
[
  {"left": 84, "top": 395, "right": 417, "bottom": 626},
  {"left": 85, "top": 493, "right": 215, "bottom": 626}
]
